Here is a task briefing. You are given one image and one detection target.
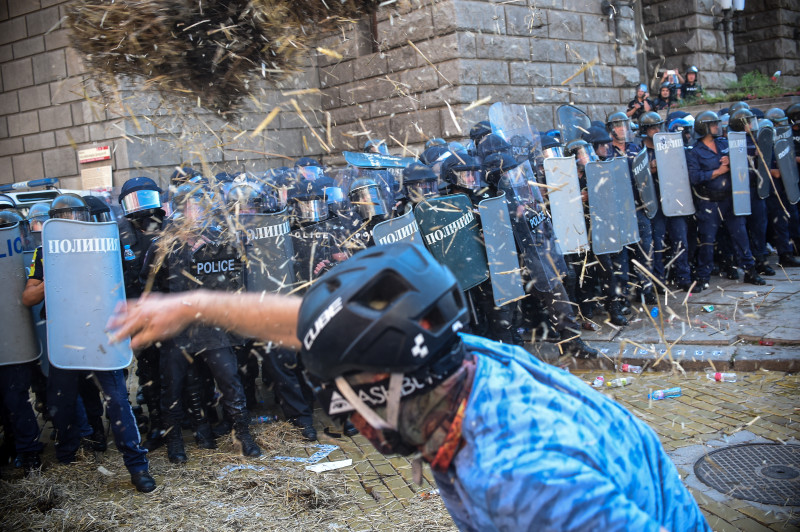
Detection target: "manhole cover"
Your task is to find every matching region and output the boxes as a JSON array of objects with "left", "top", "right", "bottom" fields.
[{"left": 694, "top": 443, "right": 800, "bottom": 506}]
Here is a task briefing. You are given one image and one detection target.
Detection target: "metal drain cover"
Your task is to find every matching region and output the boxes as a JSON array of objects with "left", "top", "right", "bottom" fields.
[{"left": 694, "top": 443, "right": 800, "bottom": 506}]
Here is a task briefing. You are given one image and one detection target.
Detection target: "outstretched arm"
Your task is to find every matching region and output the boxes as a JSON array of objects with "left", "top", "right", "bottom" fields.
[{"left": 108, "top": 290, "right": 302, "bottom": 351}]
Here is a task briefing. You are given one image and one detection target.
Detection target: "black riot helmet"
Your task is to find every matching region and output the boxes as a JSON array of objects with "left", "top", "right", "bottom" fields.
[
  {"left": 226, "top": 181, "right": 264, "bottom": 214},
  {"left": 729, "top": 109, "right": 759, "bottom": 133},
  {"left": 441, "top": 153, "right": 482, "bottom": 192},
  {"left": 170, "top": 166, "right": 202, "bottom": 186},
  {"left": 540, "top": 134, "right": 564, "bottom": 159},
  {"left": 49, "top": 193, "right": 90, "bottom": 222},
  {"left": 119, "top": 176, "right": 164, "bottom": 218},
  {"left": 786, "top": 103, "right": 800, "bottom": 125},
  {"left": 401, "top": 162, "right": 438, "bottom": 204},
  {"left": 606, "top": 111, "right": 632, "bottom": 142},
  {"left": 26, "top": 202, "right": 50, "bottom": 232},
  {"left": 638, "top": 111, "right": 665, "bottom": 138},
  {"left": 729, "top": 101, "right": 750, "bottom": 113},
  {"left": 349, "top": 178, "right": 389, "bottom": 222},
  {"left": 564, "top": 139, "right": 598, "bottom": 173},
  {"left": 291, "top": 181, "right": 329, "bottom": 224},
  {"left": 764, "top": 108, "right": 789, "bottom": 127},
  {"left": 469, "top": 121, "right": 492, "bottom": 143},
  {"left": 295, "top": 157, "right": 324, "bottom": 182},
  {"left": 298, "top": 243, "right": 468, "bottom": 382},
  {"left": 364, "top": 139, "right": 389, "bottom": 155},
  {"left": 83, "top": 195, "right": 113, "bottom": 223},
  {"left": 694, "top": 110, "right": 722, "bottom": 138},
  {"left": 419, "top": 144, "right": 450, "bottom": 166},
  {"left": 424, "top": 138, "right": 447, "bottom": 149},
  {"left": 477, "top": 134, "right": 512, "bottom": 160},
  {"left": 0, "top": 209, "right": 23, "bottom": 228},
  {"left": 582, "top": 126, "right": 614, "bottom": 160},
  {"left": 482, "top": 152, "right": 520, "bottom": 188}
]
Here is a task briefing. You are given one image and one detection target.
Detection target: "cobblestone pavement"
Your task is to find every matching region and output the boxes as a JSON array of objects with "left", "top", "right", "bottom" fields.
[{"left": 297, "top": 370, "right": 800, "bottom": 531}]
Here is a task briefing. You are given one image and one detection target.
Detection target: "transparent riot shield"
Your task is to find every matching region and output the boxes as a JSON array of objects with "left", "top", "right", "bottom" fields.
[
  {"left": 727, "top": 131, "right": 752, "bottom": 215},
  {"left": 488, "top": 102, "right": 542, "bottom": 164},
  {"left": 631, "top": 148, "right": 659, "bottom": 219},
  {"left": 0, "top": 223, "right": 40, "bottom": 366},
  {"left": 343, "top": 151, "right": 416, "bottom": 169},
  {"left": 557, "top": 104, "right": 593, "bottom": 144},
  {"left": 543, "top": 156, "right": 589, "bottom": 254},
  {"left": 494, "top": 161, "right": 567, "bottom": 291},
  {"left": 477, "top": 192, "right": 525, "bottom": 306},
  {"left": 290, "top": 218, "right": 341, "bottom": 290},
  {"left": 774, "top": 129, "right": 800, "bottom": 204},
  {"left": 42, "top": 219, "right": 132, "bottom": 370},
  {"left": 239, "top": 210, "right": 294, "bottom": 294},
  {"left": 585, "top": 159, "right": 640, "bottom": 254},
  {"left": 414, "top": 194, "right": 489, "bottom": 291},
  {"left": 756, "top": 127, "right": 774, "bottom": 200},
  {"left": 372, "top": 209, "right": 425, "bottom": 247},
  {"left": 653, "top": 132, "right": 696, "bottom": 216}
]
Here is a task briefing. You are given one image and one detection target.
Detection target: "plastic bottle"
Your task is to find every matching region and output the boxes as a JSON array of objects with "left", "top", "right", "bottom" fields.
[
  {"left": 607, "top": 377, "right": 634, "bottom": 387},
  {"left": 123, "top": 244, "right": 135, "bottom": 261},
  {"left": 706, "top": 372, "right": 737, "bottom": 382},
  {"left": 252, "top": 415, "right": 278, "bottom": 424},
  {"left": 648, "top": 387, "right": 682, "bottom": 400},
  {"left": 616, "top": 363, "right": 643, "bottom": 374},
  {"left": 592, "top": 376, "right": 605, "bottom": 388}
]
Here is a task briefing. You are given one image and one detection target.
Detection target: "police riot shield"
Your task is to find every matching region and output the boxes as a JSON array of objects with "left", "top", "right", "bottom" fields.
[
  {"left": 543, "top": 156, "right": 589, "bottom": 254},
  {"left": 413, "top": 194, "right": 489, "bottom": 291},
  {"left": 495, "top": 161, "right": 567, "bottom": 291},
  {"left": 756, "top": 127, "right": 774, "bottom": 200},
  {"left": 239, "top": 210, "right": 294, "bottom": 294},
  {"left": 343, "top": 151, "right": 416, "bottom": 169},
  {"left": 774, "top": 129, "right": 800, "bottom": 205},
  {"left": 488, "top": 102, "right": 542, "bottom": 163},
  {"left": 42, "top": 219, "right": 132, "bottom": 370},
  {"left": 0, "top": 223, "right": 40, "bottom": 366},
  {"left": 727, "top": 131, "right": 752, "bottom": 216},
  {"left": 557, "top": 104, "right": 592, "bottom": 144},
  {"left": 290, "top": 218, "right": 341, "bottom": 290},
  {"left": 371, "top": 209, "right": 425, "bottom": 247},
  {"left": 653, "top": 132, "right": 696, "bottom": 216},
  {"left": 477, "top": 193, "right": 525, "bottom": 306},
  {"left": 585, "top": 159, "right": 640, "bottom": 254},
  {"left": 631, "top": 148, "right": 659, "bottom": 219}
]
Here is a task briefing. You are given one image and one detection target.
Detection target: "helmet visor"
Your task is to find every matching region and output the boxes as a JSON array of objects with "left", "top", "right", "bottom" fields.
[
  {"left": 52, "top": 209, "right": 90, "bottom": 222},
  {"left": 121, "top": 189, "right": 162, "bottom": 216},
  {"left": 298, "top": 166, "right": 323, "bottom": 182},
  {"left": 295, "top": 198, "right": 328, "bottom": 222},
  {"left": 541, "top": 146, "right": 564, "bottom": 159},
  {"left": 608, "top": 120, "right": 633, "bottom": 143},
  {"left": 574, "top": 144, "right": 599, "bottom": 168},
  {"left": 503, "top": 162, "right": 542, "bottom": 205},
  {"left": 350, "top": 184, "right": 388, "bottom": 220},
  {"left": 452, "top": 168, "right": 481, "bottom": 191},
  {"left": 407, "top": 180, "right": 438, "bottom": 202}
]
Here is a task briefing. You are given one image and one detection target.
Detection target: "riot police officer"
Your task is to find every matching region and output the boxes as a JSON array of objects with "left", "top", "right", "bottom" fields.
[
  {"left": 396, "top": 161, "right": 439, "bottom": 213},
  {"left": 686, "top": 111, "right": 765, "bottom": 289},
  {"left": 22, "top": 194, "right": 156, "bottom": 492},
  {"left": 680, "top": 66, "right": 703, "bottom": 102}
]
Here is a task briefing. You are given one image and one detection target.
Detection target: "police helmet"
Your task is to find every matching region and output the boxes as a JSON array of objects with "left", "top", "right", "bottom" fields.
[
  {"left": 668, "top": 117, "right": 693, "bottom": 132},
  {"left": 170, "top": 166, "right": 202, "bottom": 186},
  {"left": 26, "top": 202, "right": 50, "bottom": 231},
  {"left": 564, "top": 139, "right": 598, "bottom": 172},
  {"left": 364, "top": 139, "right": 389, "bottom": 155},
  {"left": 540, "top": 134, "right": 564, "bottom": 159},
  {"left": 419, "top": 145, "right": 450, "bottom": 166},
  {"left": 441, "top": 153, "right": 481, "bottom": 192},
  {"left": 686, "top": 65, "right": 698, "bottom": 74},
  {"left": 758, "top": 118, "right": 774, "bottom": 130},
  {"left": 424, "top": 138, "right": 447, "bottom": 149},
  {"left": 606, "top": 111, "right": 629, "bottom": 129},
  {"left": 786, "top": 103, "right": 800, "bottom": 125},
  {"left": 295, "top": 157, "right": 324, "bottom": 182},
  {"left": 298, "top": 242, "right": 468, "bottom": 382},
  {"left": 764, "top": 108, "right": 789, "bottom": 127},
  {"left": 638, "top": 111, "right": 665, "bottom": 137},
  {"left": 694, "top": 110, "right": 722, "bottom": 138},
  {"left": 119, "top": 176, "right": 163, "bottom": 218},
  {"left": 83, "top": 195, "right": 113, "bottom": 223},
  {"left": 171, "top": 180, "right": 214, "bottom": 218},
  {"left": 49, "top": 193, "right": 90, "bottom": 222},
  {"left": 606, "top": 111, "right": 631, "bottom": 141},
  {"left": 729, "top": 101, "right": 750, "bottom": 113},
  {"left": 476, "top": 134, "right": 512, "bottom": 160},
  {"left": 401, "top": 162, "right": 438, "bottom": 202},
  {"left": 0, "top": 209, "right": 23, "bottom": 228},
  {"left": 349, "top": 178, "right": 389, "bottom": 222},
  {"left": 729, "top": 109, "right": 759, "bottom": 133},
  {"left": 226, "top": 182, "right": 264, "bottom": 214},
  {"left": 482, "top": 152, "right": 521, "bottom": 187},
  {"left": 660, "top": 82, "right": 671, "bottom": 91},
  {"left": 291, "top": 183, "right": 328, "bottom": 224},
  {"left": 0, "top": 194, "right": 14, "bottom": 210},
  {"left": 469, "top": 121, "right": 492, "bottom": 142}
]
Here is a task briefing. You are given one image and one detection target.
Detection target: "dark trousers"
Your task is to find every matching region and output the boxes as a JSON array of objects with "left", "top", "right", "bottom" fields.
[
  {"left": 596, "top": 250, "right": 627, "bottom": 304},
  {"left": 261, "top": 346, "right": 315, "bottom": 424},
  {"left": 651, "top": 210, "right": 691, "bottom": 284},
  {"left": 695, "top": 197, "right": 755, "bottom": 281},
  {"left": 747, "top": 185, "right": 769, "bottom": 259},
  {"left": 626, "top": 210, "right": 655, "bottom": 291},
  {"left": 767, "top": 181, "right": 798, "bottom": 255},
  {"left": 47, "top": 366, "right": 147, "bottom": 473},
  {"left": 0, "top": 363, "right": 43, "bottom": 454}
]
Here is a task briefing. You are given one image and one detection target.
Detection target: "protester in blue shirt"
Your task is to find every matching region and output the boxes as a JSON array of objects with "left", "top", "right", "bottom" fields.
[{"left": 110, "top": 243, "right": 710, "bottom": 532}]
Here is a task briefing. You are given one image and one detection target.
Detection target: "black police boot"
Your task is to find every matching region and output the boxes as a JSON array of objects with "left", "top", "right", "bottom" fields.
[
  {"left": 291, "top": 417, "right": 318, "bottom": 441},
  {"left": 779, "top": 253, "right": 800, "bottom": 267},
  {"left": 343, "top": 420, "right": 359, "bottom": 437},
  {"left": 606, "top": 300, "right": 628, "bottom": 327},
  {"left": 744, "top": 268, "right": 766, "bottom": 286},
  {"left": 725, "top": 264, "right": 740, "bottom": 280},
  {"left": 559, "top": 331, "right": 599, "bottom": 359},
  {"left": 233, "top": 417, "right": 262, "bottom": 457},
  {"left": 130, "top": 470, "right": 157, "bottom": 493},
  {"left": 194, "top": 422, "right": 217, "bottom": 450},
  {"left": 20, "top": 452, "right": 42, "bottom": 475},
  {"left": 142, "top": 410, "right": 164, "bottom": 451},
  {"left": 212, "top": 416, "right": 234, "bottom": 439},
  {"left": 164, "top": 426, "right": 188, "bottom": 464},
  {"left": 642, "top": 288, "right": 657, "bottom": 305},
  {"left": 693, "top": 279, "right": 709, "bottom": 292},
  {"left": 755, "top": 257, "right": 776, "bottom": 276},
  {"left": 579, "top": 301, "right": 596, "bottom": 319}
]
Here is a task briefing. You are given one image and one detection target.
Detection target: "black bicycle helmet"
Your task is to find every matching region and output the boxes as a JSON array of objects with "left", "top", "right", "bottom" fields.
[{"left": 298, "top": 243, "right": 468, "bottom": 381}]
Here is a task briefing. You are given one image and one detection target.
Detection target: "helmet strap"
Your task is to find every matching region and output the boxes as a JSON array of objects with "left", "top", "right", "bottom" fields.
[{"left": 334, "top": 372, "right": 405, "bottom": 431}]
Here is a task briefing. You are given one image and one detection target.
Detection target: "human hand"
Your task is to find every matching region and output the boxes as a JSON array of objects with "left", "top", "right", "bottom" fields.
[{"left": 107, "top": 293, "right": 195, "bottom": 349}]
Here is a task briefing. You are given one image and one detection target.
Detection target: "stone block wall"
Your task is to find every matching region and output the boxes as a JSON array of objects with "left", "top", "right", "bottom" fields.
[{"left": 733, "top": 0, "right": 800, "bottom": 88}]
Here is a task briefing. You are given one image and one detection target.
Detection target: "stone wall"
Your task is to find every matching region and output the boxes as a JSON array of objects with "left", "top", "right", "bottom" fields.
[{"left": 733, "top": 0, "right": 800, "bottom": 88}]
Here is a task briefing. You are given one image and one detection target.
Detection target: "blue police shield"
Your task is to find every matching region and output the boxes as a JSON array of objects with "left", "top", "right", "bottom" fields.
[
  {"left": 727, "top": 131, "right": 752, "bottom": 215},
  {"left": 653, "top": 132, "right": 696, "bottom": 216},
  {"left": 631, "top": 148, "right": 659, "bottom": 219},
  {"left": 0, "top": 223, "right": 40, "bottom": 366},
  {"left": 371, "top": 209, "right": 424, "bottom": 247},
  {"left": 756, "top": 127, "right": 775, "bottom": 200},
  {"left": 240, "top": 210, "right": 294, "bottom": 294},
  {"left": 543, "top": 156, "right": 590, "bottom": 254},
  {"left": 42, "top": 219, "right": 132, "bottom": 370},
  {"left": 585, "top": 158, "right": 640, "bottom": 255},
  {"left": 414, "top": 194, "right": 489, "bottom": 291},
  {"left": 477, "top": 193, "right": 525, "bottom": 306},
  {"left": 343, "top": 151, "right": 416, "bottom": 169},
  {"left": 488, "top": 102, "right": 542, "bottom": 163},
  {"left": 774, "top": 127, "right": 800, "bottom": 204}
]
